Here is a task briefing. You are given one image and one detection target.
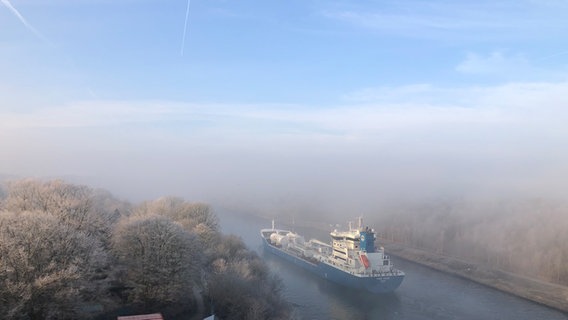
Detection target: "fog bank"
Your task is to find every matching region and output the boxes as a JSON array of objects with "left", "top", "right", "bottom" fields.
[{"left": 1, "top": 81, "right": 568, "bottom": 219}]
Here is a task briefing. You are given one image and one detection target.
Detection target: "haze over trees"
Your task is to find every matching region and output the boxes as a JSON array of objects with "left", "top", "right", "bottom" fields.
[
  {"left": 0, "top": 179, "right": 291, "bottom": 319},
  {"left": 372, "top": 197, "right": 568, "bottom": 286},
  {"left": 265, "top": 191, "right": 568, "bottom": 288}
]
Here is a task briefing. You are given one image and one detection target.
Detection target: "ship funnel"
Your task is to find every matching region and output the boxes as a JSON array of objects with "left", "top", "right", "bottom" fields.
[{"left": 359, "top": 228, "right": 375, "bottom": 253}]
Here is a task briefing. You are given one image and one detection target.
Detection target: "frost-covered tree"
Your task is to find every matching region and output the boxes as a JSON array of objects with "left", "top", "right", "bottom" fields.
[
  {"left": 207, "top": 235, "right": 291, "bottom": 320},
  {"left": 2, "top": 179, "right": 126, "bottom": 245},
  {"left": 0, "top": 179, "right": 292, "bottom": 319},
  {"left": 132, "top": 197, "right": 219, "bottom": 244},
  {"left": 0, "top": 211, "right": 107, "bottom": 319},
  {"left": 0, "top": 179, "right": 130, "bottom": 318},
  {"left": 111, "top": 215, "right": 202, "bottom": 313}
]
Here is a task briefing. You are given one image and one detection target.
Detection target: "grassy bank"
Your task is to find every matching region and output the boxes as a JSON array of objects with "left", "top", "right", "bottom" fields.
[{"left": 381, "top": 240, "right": 568, "bottom": 314}]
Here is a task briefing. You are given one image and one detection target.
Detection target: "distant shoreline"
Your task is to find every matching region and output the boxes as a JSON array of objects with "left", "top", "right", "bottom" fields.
[{"left": 381, "top": 240, "right": 568, "bottom": 314}]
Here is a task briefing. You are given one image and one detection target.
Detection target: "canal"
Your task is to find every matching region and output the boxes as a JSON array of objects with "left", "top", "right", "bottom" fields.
[{"left": 217, "top": 210, "right": 568, "bottom": 320}]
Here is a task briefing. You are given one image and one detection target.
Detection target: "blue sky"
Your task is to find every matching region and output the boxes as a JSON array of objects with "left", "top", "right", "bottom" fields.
[{"left": 2, "top": 0, "right": 568, "bottom": 210}]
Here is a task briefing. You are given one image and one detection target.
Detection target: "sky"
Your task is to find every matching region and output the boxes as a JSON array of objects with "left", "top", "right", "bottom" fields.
[{"left": 1, "top": 0, "right": 568, "bottom": 215}]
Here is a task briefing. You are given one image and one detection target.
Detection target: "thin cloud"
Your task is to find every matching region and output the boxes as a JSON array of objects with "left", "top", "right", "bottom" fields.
[
  {"left": 456, "top": 51, "right": 531, "bottom": 75},
  {"left": 1, "top": 0, "right": 51, "bottom": 44},
  {"left": 3, "top": 80, "right": 568, "bottom": 138},
  {"left": 325, "top": 11, "right": 501, "bottom": 32},
  {"left": 321, "top": 1, "right": 567, "bottom": 41},
  {"left": 455, "top": 51, "right": 567, "bottom": 81}
]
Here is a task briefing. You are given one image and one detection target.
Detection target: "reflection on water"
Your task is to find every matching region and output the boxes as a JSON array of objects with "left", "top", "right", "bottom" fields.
[
  {"left": 320, "top": 280, "right": 402, "bottom": 320},
  {"left": 218, "top": 210, "right": 568, "bottom": 320},
  {"left": 262, "top": 252, "right": 402, "bottom": 320}
]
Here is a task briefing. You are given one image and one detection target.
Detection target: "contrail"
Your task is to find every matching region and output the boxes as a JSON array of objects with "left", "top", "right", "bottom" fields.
[
  {"left": 1, "top": 0, "right": 50, "bottom": 44},
  {"left": 180, "top": 0, "right": 191, "bottom": 56}
]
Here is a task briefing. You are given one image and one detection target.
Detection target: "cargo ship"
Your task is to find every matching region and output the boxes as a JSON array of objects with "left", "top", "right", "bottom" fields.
[{"left": 260, "top": 218, "right": 404, "bottom": 293}]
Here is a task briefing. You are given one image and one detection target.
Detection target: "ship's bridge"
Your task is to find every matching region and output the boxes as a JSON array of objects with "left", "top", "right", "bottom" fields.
[{"left": 330, "top": 229, "right": 360, "bottom": 263}]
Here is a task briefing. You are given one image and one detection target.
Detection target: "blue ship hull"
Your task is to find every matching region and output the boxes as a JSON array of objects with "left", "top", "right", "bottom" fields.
[{"left": 262, "top": 237, "right": 404, "bottom": 294}]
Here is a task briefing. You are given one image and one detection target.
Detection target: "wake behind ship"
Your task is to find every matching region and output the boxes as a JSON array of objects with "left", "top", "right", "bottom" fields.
[{"left": 260, "top": 218, "right": 404, "bottom": 294}]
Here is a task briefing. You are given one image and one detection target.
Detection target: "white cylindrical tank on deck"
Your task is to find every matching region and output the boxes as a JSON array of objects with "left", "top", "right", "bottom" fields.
[
  {"left": 270, "top": 233, "right": 289, "bottom": 247},
  {"left": 270, "top": 233, "right": 283, "bottom": 244}
]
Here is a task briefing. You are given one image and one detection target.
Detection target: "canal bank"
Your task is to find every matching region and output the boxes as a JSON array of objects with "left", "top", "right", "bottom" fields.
[{"left": 380, "top": 240, "right": 568, "bottom": 314}]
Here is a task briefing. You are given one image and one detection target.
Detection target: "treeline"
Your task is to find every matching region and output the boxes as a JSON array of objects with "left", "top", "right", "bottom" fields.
[
  {"left": 0, "top": 179, "right": 291, "bottom": 320},
  {"left": 372, "top": 197, "right": 568, "bottom": 285}
]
